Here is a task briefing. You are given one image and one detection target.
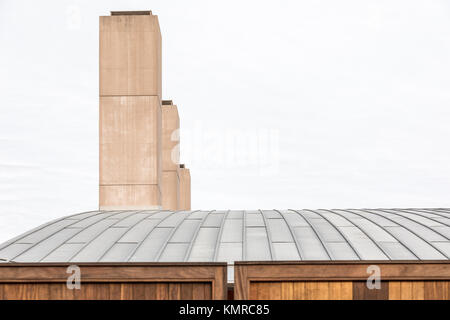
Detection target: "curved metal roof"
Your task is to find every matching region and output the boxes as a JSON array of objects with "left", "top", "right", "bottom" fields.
[{"left": 1, "top": 209, "right": 450, "bottom": 265}]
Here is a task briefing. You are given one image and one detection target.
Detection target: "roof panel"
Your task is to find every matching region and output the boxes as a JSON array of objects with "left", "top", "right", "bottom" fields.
[
  {"left": 113, "top": 213, "right": 151, "bottom": 227},
  {"left": 100, "top": 243, "right": 137, "bottom": 262},
  {"left": 227, "top": 211, "right": 244, "bottom": 219},
  {"left": 293, "top": 226, "right": 329, "bottom": 260},
  {"left": 349, "top": 210, "right": 398, "bottom": 227},
  {"left": 378, "top": 242, "right": 417, "bottom": 260},
  {"left": 158, "top": 212, "right": 186, "bottom": 227},
  {"left": 266, "top": 219, "right": 293, "bottom": 242},
  {"left": 203, "top": 213, "right": 225, "bottom": 227},
  {"left": 17, "top": 219, "right": 80, "bottom": 244},
  {"left": 315, "top": 210, "right": 354, "bottom": 227},
  {"left": 272, "top": 243, "right": 300, "bottom": 260},
  {"left": 246, "top": 227, "right": 271, "bottom": 260},
  {"left": 327, "top": 242, "right": 359, "bottom": 260},
  {"left": 217, "top": 242, "right": 242, "bottom": 263},
  {"left": 187, "top": 211, "right": 209, "bottom": 219},
  {"left": 118, "top": 219, "right": 160, "bottom": 243},
  {"left": 129, "top": 228, "right": 172, "bottom": 261},
  {"left": 71, "top": 228, "right": 128, "bottom": 262},
  {"left": 41, "top": 243, "right": 85, "bottom": 262},
  {"left": 385, "top": 226, "right": 447, "bottom": 259},
  {"left": 159, "top": 243, "right": 189, "bottom": 262},
  {"left": 431, "top": 242, "right": 450, "bottom": 257},
  {"left": 220, "top": 219, "right": 242, "bottom": 243},
  {"left": 337, "top": 226, "right": 388, "bottom": 260},
  {"left": 282, "top": 211, "right": 310, "bottom": 227},
  {"left": 345, "top": 218, "right": 397, "bottom": 242},
  {"left": 307, "top": 218, "right": 345, "bottom": 242},
  {"left": 68, "top": 219, "right": 118, "bottom": 243},
  {"left": 67, "top": 211, "right": 103, "bottom": 220},
  {"left": 246, "top": 213, "right": 265, "bottom": 227},
  {"left": 14, "top": 228, "right": 81, "bottom": 262},
  {"left": 169, "top": 219, "right": 202, "bottom": 243},
  {"left": 261, "top": 210, "right": 281, "bottom": 219},
  {"left": 188, "top": 227, "right": 220, "bottom": 261},
  {"left": 0, "top": 243, "right": 32, "bottom": 261},
  {"left": 107, "top": 211, "right": 138, "bottom": 220}
]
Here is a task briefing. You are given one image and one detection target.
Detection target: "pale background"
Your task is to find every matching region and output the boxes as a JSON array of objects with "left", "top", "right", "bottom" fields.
[{"left": 1, "top": 0, "right": 450, "bottom": 243}]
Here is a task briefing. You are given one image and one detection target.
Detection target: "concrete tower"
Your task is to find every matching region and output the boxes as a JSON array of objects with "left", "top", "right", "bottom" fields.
[{"left": 99, "top": 11, "right": 162, "bottom": 210}]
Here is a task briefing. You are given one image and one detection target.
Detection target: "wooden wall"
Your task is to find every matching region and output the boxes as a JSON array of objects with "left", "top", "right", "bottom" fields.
[
  {"left": 0, "top": 282, "right": 211, "bottom": 300},
  {"left": 250, "top": 281, "right": 352, "bottom": 300},
  {"left": 246, "top": 280, "right": 449, "bottom": 300},
  {"left": 0, "top": 263, "right": 227, "bottom": 300},
  {"left": 235, "top": 261, "right": 450, "bottom": 300}
]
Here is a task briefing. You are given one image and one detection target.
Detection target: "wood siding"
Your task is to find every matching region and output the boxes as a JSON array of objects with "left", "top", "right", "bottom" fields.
[
  {"left": 235, "top": 261, "right": 450, "bottom": 300},
  {"left": 389, "top": 281, "right": 450, "bottom": 300},
  {"left": 353, "top": 281, "right": 389, "bottom": 300},
  {"left": 0, "top": 263, "right": 226, "bottom": 300},
  {"left": 0, "top": 282, "right": 211, "bottom": 300},
  {"left": 249, "top": 281, "right": 352, "bottom": 300}
]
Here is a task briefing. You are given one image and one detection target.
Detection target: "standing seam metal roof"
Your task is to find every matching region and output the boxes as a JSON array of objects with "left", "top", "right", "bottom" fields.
[{"left": 1, "top": 209, "right": 450, "bottom": 265}]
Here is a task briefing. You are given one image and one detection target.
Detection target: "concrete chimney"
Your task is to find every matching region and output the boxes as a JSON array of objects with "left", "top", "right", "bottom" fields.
[
  {"left": 161, "top": 100, "right": 180, "bottom": 210},
  {"left": 179, "top": 164, "right": 191, "bottom": 210},
  {"left": 99, "top": 11, "right": 162, "bottom": 210}
]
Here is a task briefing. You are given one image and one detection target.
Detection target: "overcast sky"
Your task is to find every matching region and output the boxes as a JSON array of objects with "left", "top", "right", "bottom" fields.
[{"left": 1, "top": 0, "right": 450, "bottom": 243}]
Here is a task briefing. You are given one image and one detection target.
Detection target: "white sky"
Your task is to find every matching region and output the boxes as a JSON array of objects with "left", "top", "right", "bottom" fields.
[{"left": 1, "top": 0, "right": 450, "bottom": 243}]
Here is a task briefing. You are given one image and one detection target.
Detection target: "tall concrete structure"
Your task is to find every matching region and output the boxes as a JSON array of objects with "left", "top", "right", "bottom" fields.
[
  {"left": 161, "top": 100, "right": 180, "bottom": 210},
  {"left": 99, "top": 11, "right": 162, "bottom": 210},
  {"left": 99, "top": 11, "right": 191, "bottom": 210},
  {"left": 179, "top": 164, "right": 191, "bottom": 210}
]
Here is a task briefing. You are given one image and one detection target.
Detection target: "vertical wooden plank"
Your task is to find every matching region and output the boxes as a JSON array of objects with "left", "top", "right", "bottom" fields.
[
  {"left": 339, "top": 282, "right": 353, "bottom": 300},
  {"left": 109, "top": 283, "right": 122, "bottom": 300},
  {"left": 444, "top": 282, "right": 450, "bottom": 300},
  {"left": 132, "top": 283, "right": 146, "bottom": 300},
  {"left": 305, "top": 281, "right": 320, "bottom": 300},
  {"left": 389, "top": 281, "right": 401, "bottom": 300},
  {"left": 269, "top": 282, "right": 282, "bottom": 300},
  {"left": 293, "top": 281, "right": 306, "bottom": 300},
  {"left": 316, "top": 282, "right": 329, "bottom": 300},
  {"left": 180, "top": 283, "right": 193, "bottom": 300},
  {"left": 411, "top": 281, "right": 424, "bottom": 300},
  {"left": 144, "top": 283, "right": 157, "bottom": 299},
  {"left": 156, "top": 283, "right": 169, "bottom": 300},
  {"left": 281, "top": 282, "right": 294, "bottom": 300},
  {"left": 205, "top": 283, "right": 212, "bottom": 300},
  {"left": 48, "top": 283, "right": 62, "bottom": 300},
  {"left": 234, "top": 265, "right": 248, "bottom": 300},
  {"left": 249, "top": 282, "right": 258, "bottom": 300},
  {"left": 192, "top": 283, "right": 206, "bottom": 300},
  {"left": 424, "top": 281, "right": 449, "bottom": 300},
  {"left": 168, "top": 283, "right": 181, "bottom": 300},
  {"left": 400, "top": 281, "right": 412, "bottom": 300},
  {"left": 329, "top": 282, "right": 343, "bottom": 300},
  {"left": 257, "top": 283, "right": 271, "bottom": 300},
  {"left": 120, "top": 283, "right": 134, "bottom": 300},
  {"left": 352, "top": 281, "right": 388, "bottom": 300}
]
